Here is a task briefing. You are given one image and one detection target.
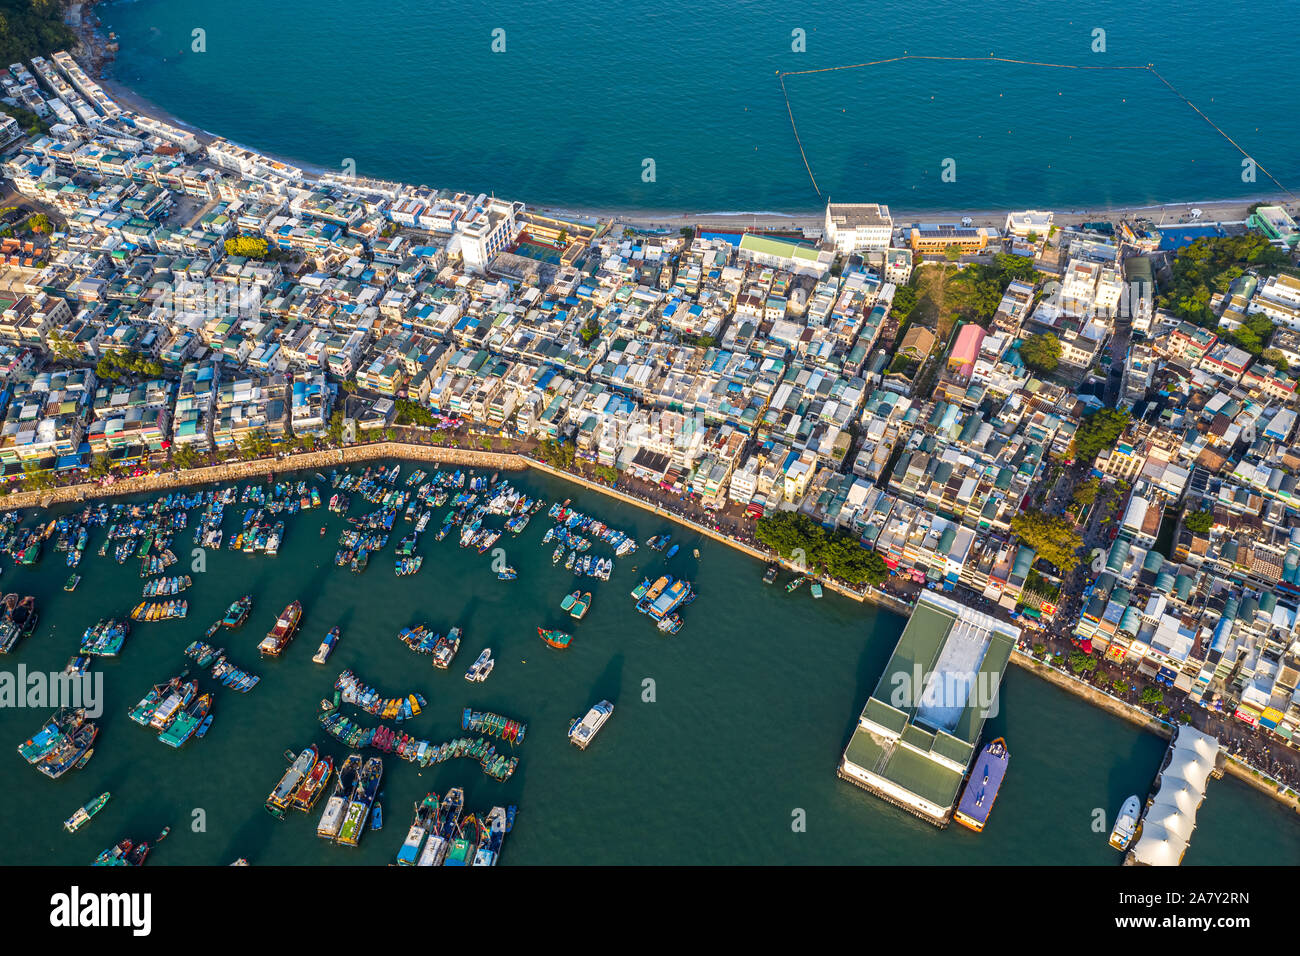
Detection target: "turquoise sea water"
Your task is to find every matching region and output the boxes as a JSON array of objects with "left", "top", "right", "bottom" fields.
[
  {"left": 1, "top": 464, "right": 1297, "bottom": 865},
  {"left": 98, "top": 0, "right": 1300, "bottom": 213}
]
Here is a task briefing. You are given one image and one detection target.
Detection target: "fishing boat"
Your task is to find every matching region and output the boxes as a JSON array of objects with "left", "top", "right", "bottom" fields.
[
  {"left": 0, "top": 594, "right": 39, "bottom": 653},
  {"left": 473, "top": 806, "right": 510, "bottom": 866},
  {"left": 157, "top": 693, "right": 211, "bottom": 748},
  {"left": 657, "top": 613, "right": 684, "bottom": 635},
  {"left": 570, "top": 591, "right": 592, "bottom": 620},
  {"left": 647, "top": 534, "right": 670, "bottom": 551},
  {"left": 129, "top": 677, "right": 184, "bottom": 726},
  {"left": 430, "top": 628, "right": 461, "bottom": 670},
  {"left": 18, "top": 708, "right": 98, "bottom": 779},
  {"left": 560, "top": 590, "right": 580, "bottom": 612},
  {"left": 496, "top": 566, "right": 517, "bottom": 580},
  {"left": 313, "top": 626, "right": 341, "bottom": 664},
  {"left": 538, "top": 627, "right": 573, "bottom": 649},
  {"left": 665, "top": 544, "right": 680, "bottom": 559},
  {"left": 258, "top": 600, "right": 303, "bottom": 657},
  {"left": 64, "top": 792, "right": 111, "bottom": 833},
  {"left": 317, "top": 753, "right": 361, "bottom": 839},
  {"left": 64, "top": 574, "right": 80, "bottom": 592},
  {"left": 93, "top": 827, "right": 169, "bottom": 867},
  {"left": 954, "top": 737, "right": 1009, "bottom": 833},
  {"left": 220, "top": 595, "right": 253, "bottom": 629},
  {"left": 266, "top": 745, "right": 318, "bottom": 819},
  {"left": 372, "top": 801, "right": 383, "bottom": 830},
  {"left": 195, "top": 713, "right": 214, "bottom": 738},
  {"left": 292, "top": 754, "right": 334, "bottom": 812},
  {"left": 1108, "top": 794, "right": 1141, "bottom": 851},
  {"left": 465, "top": 647, "right": 493, "bottom": 682},
  {"left": 397, "top": 793, "right": 439, "bottom": 865},
  {"left": 418, "top": 788, "right": 463, "bottom": 866},
  {"left": 337, "top": 756, "right": 383, "bottom": 846},
  {"left": 787, "top": 575, "right": 805, "bottom": 593},
  {"left": 810, "top": 582, "right": 823, "bottom": 599},
  {"left": 568, "top": 699, "right": 614, "bottom": 750}
]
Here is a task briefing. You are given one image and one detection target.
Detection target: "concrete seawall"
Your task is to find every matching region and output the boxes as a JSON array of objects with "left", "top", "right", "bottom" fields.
[{"left": 2, "top": 443, "right": 528, "bottom": 510}]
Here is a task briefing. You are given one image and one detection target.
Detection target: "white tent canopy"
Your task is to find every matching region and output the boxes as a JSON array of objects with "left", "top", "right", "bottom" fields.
[{"left": 1130, "top": 727, "right": 1220, "bottom": 866}]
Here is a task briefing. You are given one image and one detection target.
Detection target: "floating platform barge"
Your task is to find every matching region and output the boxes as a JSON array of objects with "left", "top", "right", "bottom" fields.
[{"left": 837, "top": 592, "right": 1019, "bottom": 827}]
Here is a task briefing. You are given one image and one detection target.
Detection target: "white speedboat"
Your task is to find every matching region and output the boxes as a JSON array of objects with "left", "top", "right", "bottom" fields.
[
  {"left": 464, "top": 648, "right": 492, "bottom": 682},
  {"left": 1108, "top": 794, "right": 1141, "bottom": 850},
  {"left": 568, "top": 699, "right": 614, "bottom": 750}
]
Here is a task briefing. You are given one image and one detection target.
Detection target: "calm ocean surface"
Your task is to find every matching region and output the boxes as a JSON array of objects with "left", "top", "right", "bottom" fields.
[
  {"left": 1, "top": 464, "right": 1297, "bottom": 865},
  {"left": 98, "top": 0, "right": 1300, "bottom": 213}
]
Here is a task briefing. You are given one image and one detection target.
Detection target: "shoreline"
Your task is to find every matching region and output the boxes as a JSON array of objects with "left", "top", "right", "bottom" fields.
[
  {"left": 10, "top": 441, "right": 1299, "bottom": 817},
  {"left": 69, "top": 16, "right": 1294, "bottom": 229}
]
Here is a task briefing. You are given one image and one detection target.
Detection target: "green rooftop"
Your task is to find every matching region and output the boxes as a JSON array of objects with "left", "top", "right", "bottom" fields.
[{"left": 839, "top": 592, "right": 1018, "bottom": 821}]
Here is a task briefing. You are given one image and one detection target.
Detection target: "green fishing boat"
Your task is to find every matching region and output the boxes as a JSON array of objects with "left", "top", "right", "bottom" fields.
[
  {"left": 569, "top": 591, "right": 592, "bottom": 620},
  {"left": 64, "top": 792, "right": 111, "bottom": 833}
]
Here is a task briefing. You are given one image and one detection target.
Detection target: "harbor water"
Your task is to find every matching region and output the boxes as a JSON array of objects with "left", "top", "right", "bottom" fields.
[
  {"left": 97, "top": 0, "right": 1300, "bottom": 214},
  {"left": 1, "top": 464, "right": 1296, "bottom": 865}
]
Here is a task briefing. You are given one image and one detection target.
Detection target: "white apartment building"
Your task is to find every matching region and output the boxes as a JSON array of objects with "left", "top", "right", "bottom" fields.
[
  {"left": 824, "top": 202, "right": 893, "bottom": 254},
  {"left": 456, "top": 197, "right": 523, "bottom": 274},
  {"left": 1248, "top": 273, "right": 1300, "bottom": 330},
  {"left": 1004, "top": 209, "right": 1053, "bottom": 238}
]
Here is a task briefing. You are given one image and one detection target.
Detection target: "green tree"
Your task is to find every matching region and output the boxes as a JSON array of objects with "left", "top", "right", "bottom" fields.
[
  {"left": 754, "top": 511, "right": 887, "bottom": 586},
  {"left": 1072, "top": 476, "right": 1100, "bottom": 507},
  {"left": 21, "top": 460, "right": 52, "bottom": 490},
  {"left": 1072, "top": 408, "right": 1130, "bottom": 464},
  {"left": 1140, "top": 686, "right": 1164, "bottom": 704},
  {"left": 1183, "top": 508, "right": 1214, "bottom": 533},
  {"left": 27, "top": 212, "right": 50, "bottom": 235},
  {"left": 171, "top": 444, "right": 199, "bottom": 470},
  {"left": 1011, "top": 509, "right": 1084, "bottom": 574},
  {"left": 1019, "top": 332, "right": 1061, "bottom": 374},
  {"left": 223, "top": 235, "right": 270, "bottom": 259},
  {"left": 578, "top": 317, "right": 601, "bottom": 346},
  {"left": 1158, "top": 234, "right": 1290, "bottom": 328},
  {"left": 47, "top": 330, "right": 78, "bottom": 363},
  {"left": 1067, "top": 650, "right": 1098, "bottom": 674},
  {"left": 891, "top": 285, "right": 919, "bottom": 321},
  {"left": 1259, "top": 348, "right": 1289, "bottom": 371}
]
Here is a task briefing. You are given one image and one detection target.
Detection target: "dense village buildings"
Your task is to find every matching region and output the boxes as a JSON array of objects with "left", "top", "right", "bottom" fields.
[{"left": 1, "top": 50, "right": 1300, "bottom": 742}]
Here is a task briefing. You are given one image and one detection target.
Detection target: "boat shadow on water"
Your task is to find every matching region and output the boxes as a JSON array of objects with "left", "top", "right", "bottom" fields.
[{"left": 588, "top": 651, "right": 625, "bottom": 719}]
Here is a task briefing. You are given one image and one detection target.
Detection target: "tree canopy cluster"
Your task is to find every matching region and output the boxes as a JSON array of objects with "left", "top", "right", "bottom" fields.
[
  {"left": 394, "top": 398, "right": 436, "bottom": 427},
  {"left": 946, "top": 254, "right": 1041, "bottom": 325},
  {"left": 1223, "top": 311, "right": 1275, "bottom": 357},
  {"left": 1010, "top": 508, "right": 1083, "bottom": 574},
  {"left": 1158, "top": 235, "right": 1290, "bottom": 328},
  {"left": 224, "top": 236, "right": 270, "bottom": 259},
  {"left": 1182, "top": 508, "right": 1214, "bottom": 534},
  {"left": 890, "top": 285, "right": 919, "bottom": 323},
  {"left": 1072, "top": 408, "right": 1130, "bottom": 464},
  {"left": 1019, "top": 331, "right": 1061, "bottom": 374},
  {"left": 0, "top": 0, "right": 74, "bottom": 66},
  {"left": 95, "top": 349, "right": 163, "bottom": 382},
  {"left": 535, "top": 437, "right": 575, "bottom": 469},
  {"left": 754, "top": 510, "right": 888, "bottom": 586}
]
